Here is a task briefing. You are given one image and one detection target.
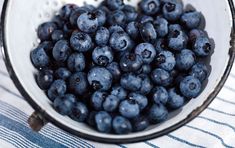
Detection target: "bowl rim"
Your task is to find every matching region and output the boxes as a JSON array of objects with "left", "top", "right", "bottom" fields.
[{"left": 1, "top": 0, "right": 235, "bottom": 144}]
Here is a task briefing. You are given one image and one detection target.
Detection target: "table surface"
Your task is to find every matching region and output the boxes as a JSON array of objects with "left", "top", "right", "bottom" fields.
[{"left": 0, "top": 1, "right": 235, "bottom": 148}]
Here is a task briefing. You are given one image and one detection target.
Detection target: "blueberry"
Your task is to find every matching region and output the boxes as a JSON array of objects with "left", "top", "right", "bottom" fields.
[
  {"left": 106, "top": 62, "right": 121, "bottom": 81},
  {"left": 92, "top": 46, "right": 113, "bottom": 66},
  {"left": 84, "top": 4, "right": 96, "bottom": 11},
  {"left": 162, "top": 1, "right": 183, "bottom": 21},
  {"left": 135, "top": 43, "right": 156, "bottom": 64},
  {"left": 113, "top": 116, "right": 132, "bottom": 134},
  {"left": 38, "top": 41, "right": 54, "bottom": 56},
  {"left": 120, "top": 52, "right": 143, "bottom": 72},
  {"left": 67, "top": 53, "right": 86, "bottom": 72},
  {"left": 153, "top": 17, "right": 168, "bottom": 37},
  {"left": 132, "top": 116, "right": 149, "bottom": 132},
  {"left": 138, "top": 74, "right": 153, "bottom": 95},
  {"left": 69, "top": 72, "right": 88, "bottom": 95},
  {"left": 176, "top": 49, "right": 196, "bottom": 71},
  {"left": 120, "top": 73, "right": 142, "bottom": 91},
  {"left": 111, "top": 86, "right": 127, "bottom": 100},
  {"left": 31, "top": 47, "right": 50, "bottom": 68},
  {"left": 93, "top": 9, "right": 107, "bottom": 26},
  {"left": 95, "top": 111, "right": 112, "bottom": 133},
  {"left": 137, "top": 64, "right": 152, "bottom": 74},
  {"left": 103, "top": 95, "right": 120, "bottom": 112},
  {"left": 59, "top": 4, "right": 77, "bottom": 20},
  {"left": 109, "top": 25, "right": 124, "bottom": 34},
  {"left": 53, "top": 95, "right": 74, "bottom": 115},
  {"left": 55, "top": 68, "right": 71, "bottom": 80},
  {"left": 126, "top": 22, "right": 139, "bottom": 39},
  {"left": 36, "top": 69, "right": 54, "bottom": 90},
  {"left": 70, "top": 32, "right": 93, "bottom": 52},
  {"left": 168, "top": 24, "right": 182, "bottom": 33},
  {"left": 86, "top": 111, "right": 97, "bottom": 127},
  {"left": 69, "top": 7, "right": 88, "bottom": 26},
  {"left": 52, "top": 40, "right": 71, "bottom": 62},
  {"left": 48, "top": 79, "right": 67, "bottom": 101},
  {"left": 151, "top": 68, "right": 172, "bottom": 86},
  {"left": 168, "top": 30, "right": 188, "bottom": 51},
  {"left": 51, "top": 30, "right": 65, "bottom": 42},
  {"left": 95, "top": 27, "right": 110, "bottom": 46},
  {"left": 139, "top": 22, "right": 157, "bottom": 43},
  {"left": 139, "top": 15, "right": 154, "bottom": 24},
  {"left": 63, "top": 22, "right": 74, "bottom": 35},
  {"left": 154, "top": 38, "right": 168, "bottom": 53},
  {"left": 91, "top": 91, "right": 107, "bottom": 110},
  {"left": 139, "top": 0, "right": 160, "bottom": 15},
  {"left": 87, "top": 67, "right": 113, "bottom": 91},
  {"left": 152, "top": 86, "right": 168, "bottom": 105},
  {"left": 129, "top": 93, "right": 148, "bottom": 110},
  {"left": 98, "top": 5, "right": 111, "bottom": 15},
  {"left": 52, "top": 15, "right": 65, "bottom": 29},
  {"left": 167, "top": 88, "right": 185, "bottom": 109},
  {"left": 77, "top": 12, "right": 99, "bottom": 33},
  {"left": 70, "top": 102, "right": 89, "bottom": 122},
  {"left": 155, "top": 50, "right": 176, "bottom": 71},
  {"left": 108, "top": 10, "right": 126, "bottom": 27},
  {"left": 193, "top": 37, "right": 212, "bottom": 57},
  {"left": 37, "top": 22, "right": 57, "bottom": 41},
  {"left": 180, "top": 76, "right": 202, "bottom": 98},
  {"left": 119, "top": 100, "right": 140, "bottom": 118},
  {"left": 109, "top": 31, "right": 132, "bottom": 52},
  {"left": 190, "top": 63, "right": 209, "bottom": 82},
  {"left": 189, "top": 29, "right": 207, "bottom": 43},
  {"left": 123, "top": 5, "right": 138, "bottom": 22},
  {"left": 181, "top": 11, "right": 202, "bottom": 29},
  {"left": 106, "top": 0, "right": 124, "bottom": 10},
  {"left": 148, "top": 103, "right": 168, "bottom": 124}
]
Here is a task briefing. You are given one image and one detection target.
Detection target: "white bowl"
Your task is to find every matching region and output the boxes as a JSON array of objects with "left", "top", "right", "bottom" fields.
[{"left": 1, "top": 0, "right": 235, "bottom": 143}]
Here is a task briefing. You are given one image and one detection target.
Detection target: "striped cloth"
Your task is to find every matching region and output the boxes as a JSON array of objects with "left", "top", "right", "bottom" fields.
[
  {"left": 1, "top": 50, "right": 235, "bottom": 148},
  {"left": 1, "top": 4, "right": 235, "bottom": 148}
]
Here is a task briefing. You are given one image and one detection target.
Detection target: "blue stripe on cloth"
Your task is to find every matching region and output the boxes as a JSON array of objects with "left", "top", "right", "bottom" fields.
[
  {"left": 186, "top": 125, "right": 234, "bottom": 148},
  {"left": 198, "top": 116, "right": 235, "bottom": 132},
  {"left": 144, "top": 141, "right": 159, "bottom": 148},
  {"left": 0, "top": 100, "right": 94, "bottom": 148},
  {"left": 0, "top": 126, "right": 40, "bottom": 148},
  {"left": 207, "top": 107, "right": 235, "bottom": 117},
  {"left": 216, "top": 97, "right": 235, "bottom": 106},
  {"left": 0, "top": 113, "right": 67, "bottom": 148},
  {"left": 167, "top": 134, "right": 206, "bottom": 148}
]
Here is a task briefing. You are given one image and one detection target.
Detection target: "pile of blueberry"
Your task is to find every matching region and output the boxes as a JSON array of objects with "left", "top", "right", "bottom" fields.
[{"left": 31, "top": 0, "right": 212, "bottom": 134}]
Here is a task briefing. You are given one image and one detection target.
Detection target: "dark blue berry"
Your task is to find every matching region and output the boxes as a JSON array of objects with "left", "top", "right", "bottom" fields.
[
  {"left": 106, "top": 0, "right": 124, "bottom": 10},
  {"left": 162, "top": 1, "right": 183, "bottom": 21},
  {"left": 36, "top": 69, "right": 54, "bottom": 90},
  {"left": 95, "top": 27, "right": 110, "bottom": 46},
  {"left": 148, "top": 103, "right": 168, "bottom": 124},
  {"left": 95, "top": 111, "right": 112, "bottom": 133},
  {"left": 135, "top": 43, "right": 156, "bottom": 64},
  {"left": 92, "top": 46, "right": 113, "bottom": 66},
  {"left": 109, "top": 31, "right": 132, "bottom": 52},
  {"left": 168, "top": 24, "right": 182, "bottom": 33},
  {"left": 167, "top": 88, "right": 185, "bottom": 109},
  {"left": 152, "top": 86, "right": 168, "bottom": 105},
  {"left": 37, "top": 22, "right": 57, "bottom": 41},
  {"left": 67, "top": 53, "right": 86, "bottom": 72},
  {"left": 168, "top": 30, "right": 188, "bottom": 51},
  {"left": 113, "top": 116, "right": 132, "bottom": 134},
  {"left": 120, "top": 73, "right": 142, "bottom": 91},
  {"left": 189, "top": 29, "right": 207, "bottom": 43},
  {"left": 52, "top": 40, "right": 71, "bottom": 62},
  {"left": 120, "top": 52, "right": 143, "bottom": 72},
  {"left": 69, "top": 7, "right": 88, "bottom": 26},
  {"left": 139, "top": 0, "right": 160, "bottom": 15},
  {"left": 31, "top": 47, "right": 50, "bottom": 68},
  {"left": 106, "top": 62, "right": 121, "bottom": 81},
  {"left": 55, "top": 68, "right": 71, "bottom": 80},
  {"left": 154, "top": 38, "right": 168, "bottom": 53},
  {"left": 193, "top": 37, "right": 212, "bottom": 57},
  {"left": 126, "top": 22, "right": 139, "bottom": 39},
  {"left": 119, "top": 100, "right": 140, "bottom": 118},
  {"left": 53, "top": 95, "right": 74, "bottom": 115},
  {"left": 87, "top": 67, "right": 113, "bottom": 91},
  {"left": 108, "top": 10, "right": 126, "bottom": 27},
  {"left": 109, "top": 25, "right": 124, "bottom": 34},
  {"left": 181, "top": 11, "right": 202, "bottom": 29},
  {"left": 48, "top": 79, "right": 67, "bottom": 101},
  {"left": 132, "top": 116, "right": 149, "bottom": 132},
  {"left": 137, "top": 64, "right": 152, "bottom": 74},
  {"left": 138, "top": 74, "right": 153, "bottom": 95},
  {"left": 180, "top": 76, "right": 202, "bottom": 98},
  {"left": 139, "top": 22, "right": 157, "bottom": 43},
  {"left": 70, "top": 102, "right": 89, "bottom": 122},
  {"left": 155, "top": 50, "right": 176, "bottom": 71},
  {"left": 151, "top": 68, "right": 172, "bottom": 86},
  {"left": 176, "top": 49, "right": 196, "bottom": 71},
  {"left": 103, "top": 95, "right": 120, "bottom": 112},
  {"left": 93, "top": 9, "right": 107, "bottom": 26},
  {"left": 77, "top": 12, "right": 99, "bottom": 33},
  {"left": 51, "top": 30, "right": 65, "bottom": 42},
  {"left": 190, "top": 63, "right": 209, "bottom": 82},
  {"left": 111, "top": 86, "right": 127, "bottom": 100},
  {"left": 129, "top": 92, "right": 148, "bottom": 110},
  {"left": 123, "top": 5, "right": 138, "bottom": 22},
  {"left": 91, "top": 91, "right": 107, "bottom": 110},
  {"left": 69, "top": 72, "right": 88, "bottom": 95},
  {"left": 154, "top": 16, "right": 168, "bottom": 37},
  {"left": 70, "top": 32, "right": 93, "bottom": 52},
  {"left": 139, "top": 15, "right": 154, "bottom": 24},
  {"left": 59, "top": 4, "right": 77, "bottom": 20}
]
